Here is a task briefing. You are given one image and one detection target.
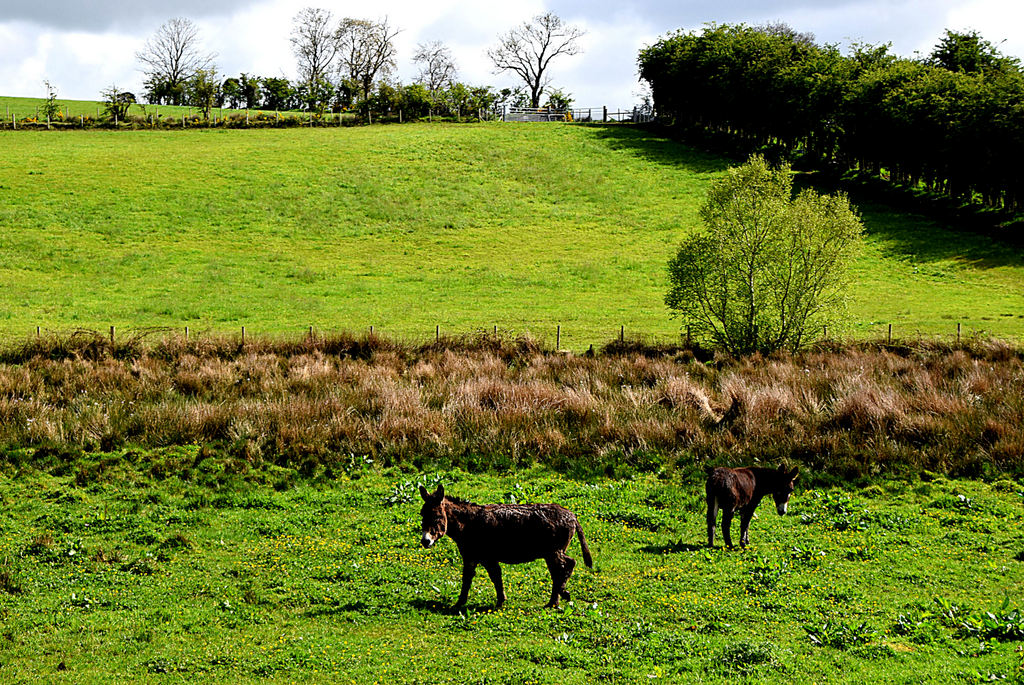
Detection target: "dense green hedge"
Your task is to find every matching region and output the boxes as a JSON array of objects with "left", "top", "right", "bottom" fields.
[
  {"left": 639, "top": 24, "right": 1024, "bottom": 217},
  {"left": 0, "top": 111, "right": 488, "bottom": 131}
]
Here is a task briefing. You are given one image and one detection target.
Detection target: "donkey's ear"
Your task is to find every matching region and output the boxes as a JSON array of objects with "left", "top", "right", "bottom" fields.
[
  {"left": 789, "top": 468, "right": 800, "bottom": 481},
  {"left": 433, "top": 484, "right": 445, "bottom": 500},
  {"left": 419, "top": 485, "right": 431, "bottom": 501},
  {"left": 778, "top": 464, "right": 787, "bottom": 473}
]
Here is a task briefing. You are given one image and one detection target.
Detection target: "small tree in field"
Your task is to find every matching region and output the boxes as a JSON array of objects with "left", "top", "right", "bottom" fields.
[
  {"left": 42, "top": 80, "right": 60, "bottom": 120},
  {"left": 189, "top": 69, "right": 218, "bottom": 120},
  {"left": 101, "top": 85, "right": 134, "bottom": 121},
  {"left": 666, "top": 155, "right": 863, "bottom": 354}
]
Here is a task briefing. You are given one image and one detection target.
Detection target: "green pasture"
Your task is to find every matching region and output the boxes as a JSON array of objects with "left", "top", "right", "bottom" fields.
[
  {"left": 0, "top": 463, "right": 1021, "bottom": 683},
  {"left": 0, "top": 95, "right": 283, "bottom": 123},
  {"left": 0, "top": 122, "right": 1022, "bottom": 346}
]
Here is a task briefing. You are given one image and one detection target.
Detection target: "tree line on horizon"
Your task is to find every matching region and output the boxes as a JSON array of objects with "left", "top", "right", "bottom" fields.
[
  {"left": 639, "top": 23, "right": 1024, "bottom": 216},
  {"left": 115, "top": 10, "right": 583, "bottom": 120}
]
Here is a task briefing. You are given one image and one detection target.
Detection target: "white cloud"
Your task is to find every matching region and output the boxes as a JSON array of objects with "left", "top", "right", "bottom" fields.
[{"left": 944, "top": 0, "right": 1024, "bottom": 59}]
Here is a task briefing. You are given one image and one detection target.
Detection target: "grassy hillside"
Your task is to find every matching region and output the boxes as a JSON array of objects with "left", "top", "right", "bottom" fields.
[
  {"left": 0, "top": 95, "right": 276, "bottom": 122},
  {"left": 0, "top": 122, "right": 1022, "bottom": 346}
]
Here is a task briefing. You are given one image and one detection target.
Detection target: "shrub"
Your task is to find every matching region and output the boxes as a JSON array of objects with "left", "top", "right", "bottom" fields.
[{"left": 666, "top": 155, "right": 863, "bottom": 354}]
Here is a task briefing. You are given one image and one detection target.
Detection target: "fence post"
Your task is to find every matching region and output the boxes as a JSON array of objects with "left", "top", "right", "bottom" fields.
[
  {"left": 370, "top": 325, "right": 374, "bottom": 335},
  {"left": 436, "top": 325, "right": 439, "bottom": 342},
  {"left": 109, "top": 326, "right": 115, "bottom": 345},
  {"left": 185, "top": 326, "right": 189, "bottom": 340},
  {"left": 619, "top": 325, "right": 624, "bottom": 342},
  {"left": 957, "top": 322, "right": 961, "bottom": 344},
  {"left": 36, "top": 326, "right": 40, "bottom": 337},
  {"left": 309, "top": 325, "right": 314, "bottom": 342},
  {"left": 603, "top": 106, "right": 607, "bottom": 123},
  {"left": 556, "top": 325, "right": 560, "bottom": 350},
  {"left": 888, "top": 323, "right": 892, "bottom": 344}
]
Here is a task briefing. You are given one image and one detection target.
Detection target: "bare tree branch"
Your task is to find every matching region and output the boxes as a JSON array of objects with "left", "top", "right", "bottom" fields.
[
  {"left": 135, "top": 17, "right": 215, "bottom": 104},
  {"left": 413, "top": 40, "right": 457, "bottom": 95},
  {"left": 335, "top": 17, "right": 400, "bottom": 101},
  {"left": 291, "top": 7, "right": 339, "bottom": 84},
  {"left": 487, "top": 12, "right": 584, "bottom": 108}
]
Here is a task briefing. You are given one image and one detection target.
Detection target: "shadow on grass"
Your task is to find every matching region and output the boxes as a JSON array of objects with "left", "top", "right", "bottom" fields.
[
  {"left": 853, "top": 200, "right": 1024, "bottom": 270},
  {"left": 577, "top": 124, "right": 730, "bottom": 175},
  {"left": 640, "top": 541, "right": 705, "bottom": 555},
  {"left": 409, "top": 598, "right": 504, "bottom": 615},
  {"left": 586, "top": 123, "right": 1024, "bottom": 269},
  {"left": 793, "top": 173, "right": 1024, "bottom": 270}
]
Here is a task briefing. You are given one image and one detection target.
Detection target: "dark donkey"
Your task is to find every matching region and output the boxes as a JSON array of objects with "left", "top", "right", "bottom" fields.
[
  {"left": 706, "top": 465, "right": 799, "bottom": 548},
  {"left": 419, "top": 485, "right": 593, "bottom": 609}
]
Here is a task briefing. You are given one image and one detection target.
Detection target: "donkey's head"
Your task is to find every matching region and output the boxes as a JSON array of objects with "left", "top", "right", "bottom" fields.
[
  {"left": 771, "top": 466, "right": 799, "bottom": 515},
  {"left": 419, "top": 484, "right": 447, "bottom": 548}
]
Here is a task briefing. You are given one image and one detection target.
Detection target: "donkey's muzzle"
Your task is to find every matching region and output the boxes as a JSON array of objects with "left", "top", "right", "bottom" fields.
[
  {"left": 421, "top": 533, "right": 436, "bottom": 548},
  {"left": 776, "top": 503, "right": 788, "bottom": 516}
]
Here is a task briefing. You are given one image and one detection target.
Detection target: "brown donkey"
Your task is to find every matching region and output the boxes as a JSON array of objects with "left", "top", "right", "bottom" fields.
[
  {"left": 706, "top": 465, "right": 799, "bottom": 548},
  {"left": 419, "top": 485, "right": 593, "bottom": 608}
]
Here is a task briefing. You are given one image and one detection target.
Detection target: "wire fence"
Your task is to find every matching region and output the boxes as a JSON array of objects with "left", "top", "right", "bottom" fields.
[
  {"left": 7, "top": 321, "right": 995, "bottom": 355},
  {"left": 499, "top": 105, "right": 655, "bottom": 124}
]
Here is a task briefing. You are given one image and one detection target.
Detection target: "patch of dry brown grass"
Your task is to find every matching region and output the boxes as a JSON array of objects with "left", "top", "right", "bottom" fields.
[{"left": 0, "top": 333, "right": 1021, "bottom": 480}]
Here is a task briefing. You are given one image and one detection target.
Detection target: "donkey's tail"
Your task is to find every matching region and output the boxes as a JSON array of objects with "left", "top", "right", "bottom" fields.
[{"left": 575, "top": 520, "right": 594, "bottom": 568}]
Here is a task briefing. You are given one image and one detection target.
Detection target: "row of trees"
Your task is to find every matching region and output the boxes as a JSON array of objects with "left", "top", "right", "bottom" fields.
[
  {"left": 131, "top": 10, "right": 584, "bottom": 118},
  {"left": 639, "top": 23, "right": 1024, "bottom": 213},
  {"left": 144, "top": 70, "right": 523, "bottom": 119}
]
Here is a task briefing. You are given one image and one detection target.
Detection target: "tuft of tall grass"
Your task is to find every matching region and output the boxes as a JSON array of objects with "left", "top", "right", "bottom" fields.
[{"left": 0, "top": 332, "right": 1021, "bottom": 481}]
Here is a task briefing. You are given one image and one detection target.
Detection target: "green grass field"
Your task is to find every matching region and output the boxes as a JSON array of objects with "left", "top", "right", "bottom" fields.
[
  {"left": 1, "top": 122, "right": 1022, "bottom": 347},
  {"left": 0, "top": 95, "right": 284, "bottom": 123},
  {"left": 0, "top": 464, "right": 1021, "bottom": 683}
]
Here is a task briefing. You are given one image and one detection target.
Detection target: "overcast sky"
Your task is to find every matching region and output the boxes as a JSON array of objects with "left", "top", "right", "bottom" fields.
[{"left": 1, "top": 0, "right": 1021, "bottom": 107}]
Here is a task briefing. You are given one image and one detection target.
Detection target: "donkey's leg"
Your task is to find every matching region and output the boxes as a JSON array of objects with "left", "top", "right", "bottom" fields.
[
  {"left": 739, "top": 506, "right": 755, "bottom": 548},
  {"left": 721, "top": 509, "right": 735, "bottom": 548},
  {"left": 482, "top": 561, "right": 505, "bottom": 608},
  {"left": 559, "top": 555, "right": 576, "bottom": 600},
  {"left": 454, "top": 559, "right": 477, "bottom": 608},
  {"left": 706, "top": 494, "right": 719, "bottom": 547},
  {"left": 544, "top": 555, "right": 566, "bottom": 608}
]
